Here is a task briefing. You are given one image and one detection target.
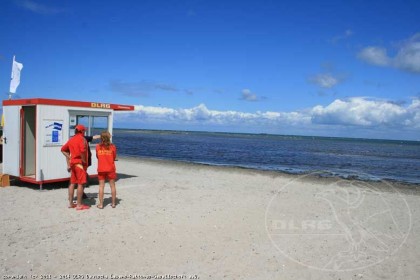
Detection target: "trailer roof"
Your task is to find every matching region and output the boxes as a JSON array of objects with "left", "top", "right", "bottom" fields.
[{"left": 2, "top": 98, "right": 134, "bottom": 111}]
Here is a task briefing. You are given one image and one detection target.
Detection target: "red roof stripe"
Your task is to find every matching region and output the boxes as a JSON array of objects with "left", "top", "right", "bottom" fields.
[{"left": 2, "top": 98, "right": 134, "bottom": 111}]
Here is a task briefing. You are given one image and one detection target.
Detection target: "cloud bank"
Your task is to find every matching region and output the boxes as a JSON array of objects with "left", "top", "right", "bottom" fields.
[
  {"left": 117, "top": 103, "right": 309, "bottom": 125},
  {"left": 358, "top": 33, "right": 420, "bottom": 73},
  {"left": 115, "top": 97, "right": 420, "bottom": 139}
]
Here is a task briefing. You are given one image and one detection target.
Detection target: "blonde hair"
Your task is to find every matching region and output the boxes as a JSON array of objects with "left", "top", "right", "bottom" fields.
[{"left": 100, "top": 131, "right": 111, "bottom": 149}]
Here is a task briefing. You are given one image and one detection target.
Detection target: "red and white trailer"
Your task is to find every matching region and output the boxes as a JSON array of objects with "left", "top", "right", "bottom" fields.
[{"left": 2, "top": 98, "right": 134, "bottom": 188}]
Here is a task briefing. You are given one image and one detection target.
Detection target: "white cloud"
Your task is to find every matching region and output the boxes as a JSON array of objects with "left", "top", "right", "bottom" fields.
[
  {"left": 240, "top": 89, "right": 258, "bottom": 101},
  {"left": 357, "top": 47, "right": 390, "bottom": 66},
  {"left": 330, "top": 29, "right": 354, "bottom": 44},
  {"left": 116, "top": 98, "right": 420, "bottom": 132},
  {"left": 394, "top": 34, "right": 420, "bottom": 73},
  {"left": 311, "top": 97, "right": 409, "bottom": 127},
  {"left": 15, "top": 0, "right": 64, "bottom": 14},
  {"left": 405, "top": 98, "right": 420, "bottom": 126},
  {"left": 358, "top": 34, "right": 420, "bottom": 73},
  {"left": 309, "top": 73, "right": 340, "bottom": 88},
  {"left": 110, "top": 80, "right": 178, "bottom": 97}
]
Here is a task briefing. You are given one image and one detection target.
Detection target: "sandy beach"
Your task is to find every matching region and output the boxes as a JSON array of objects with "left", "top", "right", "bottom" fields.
[{"left": 1, "top": 157, "right": 419, "bottom": 279}]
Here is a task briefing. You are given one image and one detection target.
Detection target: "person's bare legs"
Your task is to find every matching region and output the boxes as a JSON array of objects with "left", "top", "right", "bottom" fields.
[
  {"left": 68, "top": 183, "right": 75, "bottom": 208},
  {"left": 98, "top": 180, "right": 105, "bottom": 208},
  {"left": 110, "top": 179, "right": 116, "bottom": 207},
  {"left": 76, "top": 184, "right": 84, "bottom": 207}
]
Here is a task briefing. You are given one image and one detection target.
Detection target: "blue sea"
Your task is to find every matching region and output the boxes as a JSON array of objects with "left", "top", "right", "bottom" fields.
[{"left": 113, "top": 129, "right": 420, "bottom": 185}]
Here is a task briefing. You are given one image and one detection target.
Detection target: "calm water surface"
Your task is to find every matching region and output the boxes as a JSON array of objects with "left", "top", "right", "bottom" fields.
[{"left": 113, "top": 129, "right": 420, "bottom": 185}]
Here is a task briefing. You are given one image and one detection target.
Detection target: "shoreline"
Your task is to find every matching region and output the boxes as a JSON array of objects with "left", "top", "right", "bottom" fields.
[
  {"left": 3, "top": 155, "right": 420, "bottom": 192},
  {"left": 118, "top": 155, "right": 420, "bottom": 192}
]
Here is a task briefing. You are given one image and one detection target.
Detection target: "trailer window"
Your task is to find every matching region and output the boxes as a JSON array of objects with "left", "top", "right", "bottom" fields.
[
  {"left": 91, "top": 116, "right": 108, "bottom": 135},
  {"left": 69, "top": 114, "right": 109, "bottom": 138}
]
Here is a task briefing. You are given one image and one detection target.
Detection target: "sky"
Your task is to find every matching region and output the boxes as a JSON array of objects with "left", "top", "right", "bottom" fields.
[{"left": 0, "top": 0, "right": 419, "bottom": 140}]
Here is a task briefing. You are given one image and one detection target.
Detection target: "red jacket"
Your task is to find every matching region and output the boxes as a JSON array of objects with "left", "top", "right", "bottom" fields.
[
  {"left": 61, "top": 133, "right": 88, "bottom": 169},
  {"left": 96, "top": 143, "right": 117, "bottom": 173}
]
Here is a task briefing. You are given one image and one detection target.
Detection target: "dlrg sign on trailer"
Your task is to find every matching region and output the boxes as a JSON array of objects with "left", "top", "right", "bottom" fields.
[{"left": 2, "top": 98, "right": 134, "bottom": 188}]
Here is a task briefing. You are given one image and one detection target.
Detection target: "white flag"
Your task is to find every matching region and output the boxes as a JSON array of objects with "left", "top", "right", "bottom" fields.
[{"left": 10, "top": 56, "right": 24, "bottom": 94}]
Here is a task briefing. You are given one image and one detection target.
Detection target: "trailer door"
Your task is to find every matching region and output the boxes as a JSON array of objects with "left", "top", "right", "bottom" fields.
[
  {"left": 2, "top": 106, "right": 21, "bottom": 176},
  {"left": 22, "top": 106, "right": 36, "bottom": 177}
]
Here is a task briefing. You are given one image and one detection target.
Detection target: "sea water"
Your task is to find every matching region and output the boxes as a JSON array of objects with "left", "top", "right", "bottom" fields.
[{"left": 113, "top": 129, "right": 420, "bottom": 185}]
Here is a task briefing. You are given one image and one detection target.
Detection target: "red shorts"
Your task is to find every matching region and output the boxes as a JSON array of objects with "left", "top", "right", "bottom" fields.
[
  {"left": 98, "top": 171, "right": 117, "bottom": 181},
  {"left": 70, "top": 165, "right": 87, "bottom": 185}
]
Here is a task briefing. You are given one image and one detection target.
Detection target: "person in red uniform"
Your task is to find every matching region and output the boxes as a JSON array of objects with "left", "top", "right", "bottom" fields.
[
  {"left": 96, "top": 131, "right": 117, "bottom": 209},
  {"left": 61, "top": 124, "right": 90, "bottom": 210}
]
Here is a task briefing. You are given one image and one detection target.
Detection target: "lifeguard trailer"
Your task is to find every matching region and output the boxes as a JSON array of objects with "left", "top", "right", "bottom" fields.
[{"left": 2, "top": 98, "right": 134, "bottom": 188}]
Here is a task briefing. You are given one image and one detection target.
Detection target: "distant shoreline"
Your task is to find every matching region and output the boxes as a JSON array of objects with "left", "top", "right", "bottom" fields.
[{"left": 113, "top": 128, "right": 420, "bottom": 144}]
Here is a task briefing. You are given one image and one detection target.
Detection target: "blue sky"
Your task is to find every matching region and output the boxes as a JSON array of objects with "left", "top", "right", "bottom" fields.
[{"left": 1, "top": 0, "right": 419, "bottom": 140}]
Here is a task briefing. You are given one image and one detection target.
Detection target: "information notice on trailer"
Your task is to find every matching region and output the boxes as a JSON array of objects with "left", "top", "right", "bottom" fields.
[{"left": 44, "top": 119, "right": 63, "bottom": 146}]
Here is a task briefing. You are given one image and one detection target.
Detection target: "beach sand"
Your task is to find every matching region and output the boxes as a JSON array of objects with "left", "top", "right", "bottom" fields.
[{"left": 1, "top": 157, "right": 419, "bottom": 279}]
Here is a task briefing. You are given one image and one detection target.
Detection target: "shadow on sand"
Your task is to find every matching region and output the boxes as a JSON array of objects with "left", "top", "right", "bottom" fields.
[{"left": 9, "top": 172, "right": 138, "bottom": 192}]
